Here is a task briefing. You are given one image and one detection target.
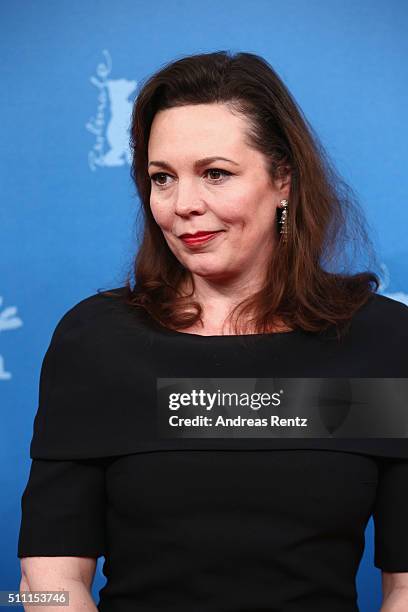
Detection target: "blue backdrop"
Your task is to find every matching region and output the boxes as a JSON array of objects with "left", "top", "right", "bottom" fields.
[{"left": 1, "top": 1, "right": 407, "bottom": 609}]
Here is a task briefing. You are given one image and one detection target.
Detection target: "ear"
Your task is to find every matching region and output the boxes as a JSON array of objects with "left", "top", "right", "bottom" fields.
[{"left": 275, "top": 165, "right": 291, "bottom": 196}]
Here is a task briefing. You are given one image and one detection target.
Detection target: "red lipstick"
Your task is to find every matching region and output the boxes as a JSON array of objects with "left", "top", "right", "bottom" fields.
[{"left": 180, "top": 231, "right": 223, "bottom": 246}]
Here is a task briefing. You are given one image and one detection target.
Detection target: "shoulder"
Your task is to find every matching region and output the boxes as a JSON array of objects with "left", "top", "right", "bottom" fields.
[
  {"left": 38, "top": 286, "right": 142, "bottom": 400},
  {"left": 32, "top": 287, "right": 137, "bottom": 460},
  {"left": 344, "top": 292, "right": 408, "bottom": 374},
  {"left": 352, "top": 292, "right": 408, "bottom": 337},
  {"left": 44, "top": 286, "right": 153, "bottom": 371},
  {"left": 49, "top": 286, "right": 130, "bottom": 344},
  {"left": 367, "top": 292, "right": 408, "bottom": 318}
]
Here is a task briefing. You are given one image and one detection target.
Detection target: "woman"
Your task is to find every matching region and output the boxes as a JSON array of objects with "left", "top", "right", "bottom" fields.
[{"left": 18, "top": 51, "right": 408, "bottom": 611}]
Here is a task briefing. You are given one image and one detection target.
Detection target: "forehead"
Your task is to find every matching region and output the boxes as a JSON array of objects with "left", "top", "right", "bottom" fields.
[{"left": 148, "top": 103, "right": 250, "bottom": 158}]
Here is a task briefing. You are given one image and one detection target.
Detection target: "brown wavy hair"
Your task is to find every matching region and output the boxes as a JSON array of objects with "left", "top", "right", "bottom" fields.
[{"left": 100, "top": 50, "right": 381, "bottom": 339}]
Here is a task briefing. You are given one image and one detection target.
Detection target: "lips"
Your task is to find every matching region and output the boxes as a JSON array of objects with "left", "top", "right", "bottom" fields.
[
  {"left": 179, "top": 230, "right": 223, "bottom": 238},
  {"left": 179, "top": 230, "right": 224, "bottom": 246}
]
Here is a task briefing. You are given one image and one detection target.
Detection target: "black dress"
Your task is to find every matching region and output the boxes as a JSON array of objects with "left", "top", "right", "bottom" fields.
[{"left": 17, "top": 288, "right": 408, "bottom": 612}]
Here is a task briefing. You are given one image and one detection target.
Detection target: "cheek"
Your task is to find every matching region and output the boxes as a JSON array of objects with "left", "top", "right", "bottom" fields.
[
  {"left": 215, "top": 194, "right": 251, "bottom": 226},
  {"left": 150, "top": 198, "right": 171, "bottom": 228},
  {"left": 220, "top": 182, "right": 268, "bottom": 223},
  {"left": 222, "top": 199, "right": 276, "bottom": 245},
  {"left": 236, "top": 190, "right": 276, "bottom": 230},
  {"left": 220, "top": 200, "right": 260, "bottom": 235}
]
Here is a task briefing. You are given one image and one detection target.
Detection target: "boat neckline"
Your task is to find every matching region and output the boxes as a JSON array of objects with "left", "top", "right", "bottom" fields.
[{"left": 150, "top": 320, "right": 302, "bottom": 339}]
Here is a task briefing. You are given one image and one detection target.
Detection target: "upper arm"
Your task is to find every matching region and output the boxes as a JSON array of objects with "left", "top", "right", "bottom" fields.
[
  {"left": 17, "top": 458, "right": 108, "bottom": 580},
  {"left": 373, "top": 457, "right": 408, "bottom": 603},
  {"left": 18, "top": 298, "right": 110, "bottom": 590},
  {"left": 373, "top": 457, "right": 408, "bottom": 573},
  {"left": 381, "top": 571, "right": 408, "bottom": 598},
  {"left": 381, "top": 572, "right": 408, "bottom": 610},
  {"left": 20, "top": 556, "right": 97, "bottom": 591}
]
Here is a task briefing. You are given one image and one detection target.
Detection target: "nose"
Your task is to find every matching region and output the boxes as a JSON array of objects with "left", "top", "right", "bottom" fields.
[{"left": 174, "top": 178, "right": 206, "bottom": 216}]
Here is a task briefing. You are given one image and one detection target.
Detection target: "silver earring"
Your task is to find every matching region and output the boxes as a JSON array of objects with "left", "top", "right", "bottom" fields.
[{"left": 278, "top": 199, "right": 288, "bottom": 242}]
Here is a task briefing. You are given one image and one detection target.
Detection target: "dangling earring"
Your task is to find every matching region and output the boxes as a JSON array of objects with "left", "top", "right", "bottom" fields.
[{"left": 278, "top": 199, "right": 288, "bottom": 242}]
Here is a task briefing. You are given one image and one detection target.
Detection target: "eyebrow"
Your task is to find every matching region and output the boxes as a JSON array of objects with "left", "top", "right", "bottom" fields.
[{"left": 148, "top": 156, "right": 240, "bottom": 171}]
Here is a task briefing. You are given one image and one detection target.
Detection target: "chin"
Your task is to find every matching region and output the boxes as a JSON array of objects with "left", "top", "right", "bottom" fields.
[{"left": 193, "top": 268, "right": 234, "bottom": 281}]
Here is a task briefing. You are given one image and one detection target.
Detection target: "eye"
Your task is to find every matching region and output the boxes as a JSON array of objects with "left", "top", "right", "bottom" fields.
[
  {"left": 150, "top": 172, "right": 172, "bottom": 187},
  {"left": 205, "top": 168, "right": 232, "bottom": 182},
  {"left": 149, "top": 168, "right": 232, "bottom": 189}
]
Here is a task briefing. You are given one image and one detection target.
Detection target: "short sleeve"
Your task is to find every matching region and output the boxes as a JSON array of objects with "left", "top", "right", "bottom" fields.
[
  {"left": 17, "top": 457, "right": 108, "bottom": 558},
  {"left": 373, "top": 457, "right": 408, "bottom": 572}
]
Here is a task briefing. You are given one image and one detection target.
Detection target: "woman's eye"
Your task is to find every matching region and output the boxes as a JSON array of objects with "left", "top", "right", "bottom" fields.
[
  {"left": 149, "top": 168, "right": 232, "bottom": 188},
  {"left": 206, "top": 168, "right": 231, "bottom": 182},
  {"left": 150, "top": 172, "right": 171, "bottom": 186}
]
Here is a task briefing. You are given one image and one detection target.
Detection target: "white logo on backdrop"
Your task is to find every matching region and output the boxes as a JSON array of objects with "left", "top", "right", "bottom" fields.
[
  {"left": 0, "top": 296, "right": 23, "bottom": 381},
  {"left": 378, "top": 262, "right": 408, "bottom": 306},
  {"left": 86, "top": 50, "right": 137, "bottom": 171}
]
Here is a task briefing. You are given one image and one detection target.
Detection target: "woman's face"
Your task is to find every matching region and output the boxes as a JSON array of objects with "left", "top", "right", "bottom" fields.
[{"left": 148, "top": 103, "right": 290, "bottom": 286}]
